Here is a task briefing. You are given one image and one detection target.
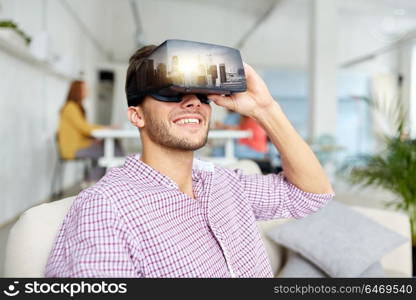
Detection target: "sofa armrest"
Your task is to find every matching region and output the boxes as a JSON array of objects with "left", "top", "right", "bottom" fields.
[
  {"left": 4, "top": 197, "right": 75, "bottom": 277},
  {"left": 350, "top": 205, "right": 412, "bottom": 277}
]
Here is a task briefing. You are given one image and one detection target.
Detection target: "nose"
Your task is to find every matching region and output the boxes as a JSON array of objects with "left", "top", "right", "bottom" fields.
[{"left": 180, "top": 95, "right": 202, "bottom": 109}]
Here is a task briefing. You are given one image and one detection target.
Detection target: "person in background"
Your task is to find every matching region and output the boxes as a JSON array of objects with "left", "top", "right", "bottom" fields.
[
  {"left": 213, "top": 111, "right": 269, "bottom": 163},
  {"left": 236, "top": 115, "right": 268, "bottom": 160},
  {"left": 214, "top": 110, "right": 283, "bottom": 173},
  {"left": 58, "top": 80, "right": 123, "bottom": 183},
  {"left": 214, "top": 109, "right": 241, "bottom": 131}
]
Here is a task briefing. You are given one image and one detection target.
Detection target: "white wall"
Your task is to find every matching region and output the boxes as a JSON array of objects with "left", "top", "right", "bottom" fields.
[{"left": 0, "top": 0, "right": 107, "bottom": 225}]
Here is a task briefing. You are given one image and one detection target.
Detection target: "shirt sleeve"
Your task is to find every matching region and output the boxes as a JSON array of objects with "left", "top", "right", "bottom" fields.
[
  {"left": 45, "top": 191, "right": 143, "bottom": 277},
  {"left": 236, "top": 170, "right": 335, "bottom": 221},
  {"left": 64, "top": 103, "right": 103, "bottom": 136}
]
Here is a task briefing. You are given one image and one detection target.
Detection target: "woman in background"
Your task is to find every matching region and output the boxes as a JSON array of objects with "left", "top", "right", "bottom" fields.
[
  {"left": 214, "top": 111, "right": 281, "bottom": 173},
  {"left": 213, "top": 112, "right": 268, "bottom": 160},
  {"left": 58, "top": 80, "right": 123, "bottom": 183}
]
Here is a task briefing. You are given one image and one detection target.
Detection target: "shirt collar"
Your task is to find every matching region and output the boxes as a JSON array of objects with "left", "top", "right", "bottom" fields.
[{"left": 122, "top": 154, "right": 214, "bottom": 189}]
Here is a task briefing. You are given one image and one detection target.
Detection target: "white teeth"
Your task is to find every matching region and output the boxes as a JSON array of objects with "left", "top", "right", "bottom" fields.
[{"left": 175, "top": 118, "right": 200, "bottom": 125}]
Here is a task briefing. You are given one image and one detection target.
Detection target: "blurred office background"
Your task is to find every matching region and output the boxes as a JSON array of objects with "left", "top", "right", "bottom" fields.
[{"left": 1, "top": 0, "right": 416, "bottom": 275}]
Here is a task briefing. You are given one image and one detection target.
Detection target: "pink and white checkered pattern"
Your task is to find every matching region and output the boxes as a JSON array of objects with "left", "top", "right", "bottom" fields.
[{"left": 45, "top": 155, "right": 334, "bottom": 278}]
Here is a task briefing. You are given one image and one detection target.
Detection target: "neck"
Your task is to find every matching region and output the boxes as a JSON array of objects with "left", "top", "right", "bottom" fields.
[{"left": 140, "top": 141, "right": 195, "bottom": 198}]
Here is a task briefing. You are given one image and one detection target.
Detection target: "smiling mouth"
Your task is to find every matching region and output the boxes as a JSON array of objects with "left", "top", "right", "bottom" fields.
[
  {"left": 172, "top": 115, "right": 205, "bottom": 129},
  {"left": 173, "top": 120, "right": 203, "bottom": 131},
  {"left": 174, "top": 118, "right": 200, "bottom": 125}
]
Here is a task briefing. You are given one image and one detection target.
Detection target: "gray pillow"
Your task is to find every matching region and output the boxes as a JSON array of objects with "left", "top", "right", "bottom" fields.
[
  {"left": 279, "top": 250, "right": 385, "bottom": 278},
  {"left": 279, "top": 250, "right": 326, "bottom": 278},
  {"left": 267, "top": 201, "right": 407, "bottom": 277}
]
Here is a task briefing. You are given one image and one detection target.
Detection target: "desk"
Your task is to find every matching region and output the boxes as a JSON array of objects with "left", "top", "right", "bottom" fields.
[{"left": 91, "top": 129, "right": 252, "bottom": 168}]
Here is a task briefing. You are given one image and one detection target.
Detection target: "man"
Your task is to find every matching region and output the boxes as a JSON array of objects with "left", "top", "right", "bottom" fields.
[{"left": 45, "top": 45, "right": 334, "bottom": 278}]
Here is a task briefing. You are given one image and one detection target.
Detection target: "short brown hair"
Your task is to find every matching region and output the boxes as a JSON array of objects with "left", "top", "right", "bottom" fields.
[{"left": 125, "top": 45, "right": 157, "bottom": 106}]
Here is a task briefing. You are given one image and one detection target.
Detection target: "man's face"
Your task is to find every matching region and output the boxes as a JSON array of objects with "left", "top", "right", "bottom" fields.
[{"left": 140, "top": 95, "right": 211, "bottom": 151}]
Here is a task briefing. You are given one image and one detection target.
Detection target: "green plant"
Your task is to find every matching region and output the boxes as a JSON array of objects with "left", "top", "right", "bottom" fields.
[
  {"left": 344, "top": 93, "right": 416, "bottom": 245},
  {"left": 0, "top": 20, "right": 31, "bottom": 45},
  {"left": 348, "top": 137, "right": 416, "bottom": 245}
]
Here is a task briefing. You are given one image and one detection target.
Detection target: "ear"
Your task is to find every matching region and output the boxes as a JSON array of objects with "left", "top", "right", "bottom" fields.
[{"left": 127, "top": 106, "right": 145, "bottom": 128}]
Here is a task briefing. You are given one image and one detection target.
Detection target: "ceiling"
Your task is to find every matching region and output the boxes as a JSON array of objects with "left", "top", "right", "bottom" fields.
[{"left": 70, "top": 0, "right": 416, "bottom": 68}]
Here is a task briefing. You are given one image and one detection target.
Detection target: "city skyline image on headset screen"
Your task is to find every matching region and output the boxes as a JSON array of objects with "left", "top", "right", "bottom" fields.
[{"left": 136, "top": 39, "right": 247, "bottom": 96}]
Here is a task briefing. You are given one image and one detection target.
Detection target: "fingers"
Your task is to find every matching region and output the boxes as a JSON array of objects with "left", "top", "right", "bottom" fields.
[
  {"left": 242, "top": 62, "right": 261, "bottom": 90},
  {"left": 242, "top": 62, "right": 254, "bottom": 81},
  {"left": 208, "top": 94, "right": 236, "bottom": 111},
  {"left": 243, "top": 61, "right": 269, "bottom": 95}
]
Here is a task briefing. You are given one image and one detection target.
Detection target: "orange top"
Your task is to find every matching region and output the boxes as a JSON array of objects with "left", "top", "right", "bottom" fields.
[{"left": 238, "top": 117, "right": 268, "bottom": 153}]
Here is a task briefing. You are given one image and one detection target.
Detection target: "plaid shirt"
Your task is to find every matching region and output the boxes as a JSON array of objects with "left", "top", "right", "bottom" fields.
[{"left": 45, "top": 154, "right": 333, "bottom": 278}]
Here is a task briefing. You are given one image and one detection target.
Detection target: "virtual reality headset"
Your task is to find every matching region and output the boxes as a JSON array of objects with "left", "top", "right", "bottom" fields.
[{"left": 126, "top": 39, "right": 247, "bottom": 106}]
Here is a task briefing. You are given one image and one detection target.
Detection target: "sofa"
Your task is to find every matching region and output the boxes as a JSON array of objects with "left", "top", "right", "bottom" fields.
[{"left": 3, "top": 160, "right": 413, "bottom": 277}]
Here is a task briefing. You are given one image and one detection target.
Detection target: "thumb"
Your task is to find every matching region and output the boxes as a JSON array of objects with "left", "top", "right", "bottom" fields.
[{"left": 208, "top": 95, "right": 236, "bottom": 111}]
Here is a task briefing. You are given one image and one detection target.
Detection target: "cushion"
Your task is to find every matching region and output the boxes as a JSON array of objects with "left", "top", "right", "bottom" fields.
[
  {"left": 278, "top": 250, "right": 385, "bottom": 278},
  {"left": 223, "top": 159, "right": 262, "bottom": 175},
  {"left": 267, "top": 201, "right": 407, "bottom": 277},
  {"left": 279, "top": 250, "right": 326, "bottom": 278}
]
